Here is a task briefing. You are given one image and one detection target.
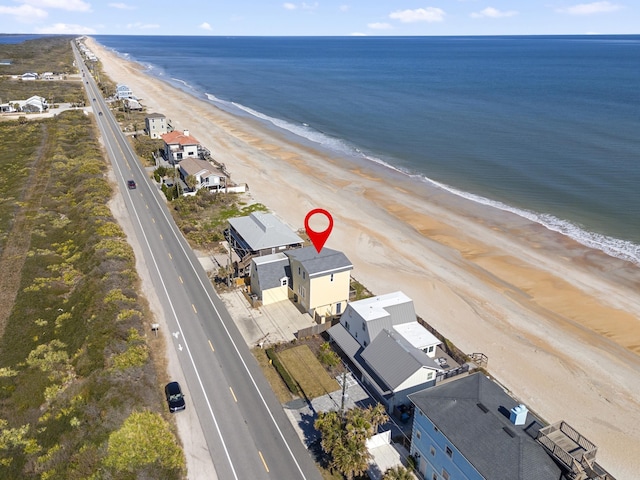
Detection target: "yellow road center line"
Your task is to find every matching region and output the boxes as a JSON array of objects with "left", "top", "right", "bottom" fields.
[
  {"left": 168, "top": 252, "right": 172, "bottom": 260},
  {"left": 152, "top": 218, "right": 155, "bottom": 223},
  {"left": 258, "top": 451, "right": 269, "bottom": 472},
  {"left": 159, "top": 234, "right": 163, "bottom": 240},
  {"left": 179, "top": 276, "right": 183, "bottom": 284},
  {"left": 208, "top": 340, "right": 214, "bottom": 352},
  {"left": 229, "top": 387, "right": 237, "bottom": 403},
  {"left": 192, "top": 304, "right": 197, "bottom": 314}
]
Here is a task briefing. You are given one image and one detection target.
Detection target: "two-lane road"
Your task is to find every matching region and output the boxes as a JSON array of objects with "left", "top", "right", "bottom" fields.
[{"left": 73, "top": 42, "right": 321, "bottom": 480}]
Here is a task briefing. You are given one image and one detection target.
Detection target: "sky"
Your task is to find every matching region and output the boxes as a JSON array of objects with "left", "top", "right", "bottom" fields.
[{"left": 0, "top": 1, "right": 638, "bottom": 36}]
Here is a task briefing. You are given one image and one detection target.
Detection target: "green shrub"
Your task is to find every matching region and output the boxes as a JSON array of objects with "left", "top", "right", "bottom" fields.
[{"left": 265, "top": 348, "right": 299, "bottom": 395}]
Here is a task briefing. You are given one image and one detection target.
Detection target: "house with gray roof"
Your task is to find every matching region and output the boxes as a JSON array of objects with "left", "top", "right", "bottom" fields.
[
  {"left": 408, "top": 373, "right": 564, "bottom": 480},
  {"left": 249, "top": 253, "right": 291, "bottom": 305},
  {"left": 285, "top": 246, "right": 353, "bottom": 323},
  {"left": 145, "top": 112, "right": 167, "bottom": 139},
  {"left": 226, "top": 212, "right": 303, "bottom": 270},
  {"left": 361, "top": 329, "right": 440, "bottom": 410},
  {"left": 338, "top": 291, "right": 441, "bottom": 356}
]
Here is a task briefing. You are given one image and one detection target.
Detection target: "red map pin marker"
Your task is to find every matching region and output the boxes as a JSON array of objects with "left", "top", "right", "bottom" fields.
[{"left": 304, "top": 209, "right": 334, "bottom": 253}]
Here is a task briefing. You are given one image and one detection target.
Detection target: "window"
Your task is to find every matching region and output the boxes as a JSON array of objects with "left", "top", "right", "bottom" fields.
[
  {"left": 445, "top": 446, "right": 453, "bottom": 458},
  {"left": 330, "top": 273, "right": 334, "bottom": 282},
  {"left": 442, "top": 470, "right": 450, "bottom": 480},
  {"left": 303, "top": 271, "right": 306, "bottom": 279},
  {"left": 432, "top": 474, "right": 438, "bottom": 480},
  {"left": 434, "top": 426, "right": 439, "bottom": 432},
  {"left": 363, "top": 341, "right": 367, "bottom": 347},
  {"left": 280, "top": 278, "right": 288, "bottom": 287},
  {"left": 428, "top": 345, "right": 434, "bottom": 353},
  {"left": 430, "top": 446, "right": 436, "bottom": 457},
  {"left": 362, "top": 322, "right": 365, "bottom": 331},
  {"left": 416, "top": 430, "right": 421, "bottom": 440},
  {"left": 345, "top": 321, "right": 350, "bottom": 331},
  {"left": 298, "top": 267, "right": 300, "bottom": 275}
]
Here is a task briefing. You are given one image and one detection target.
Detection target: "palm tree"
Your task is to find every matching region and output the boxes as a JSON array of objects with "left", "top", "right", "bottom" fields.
[
  {"left": 331, "top": 436, "right": 370, "bottom": 480},
  {"left": 367, "top": 403, "right": 389, "bottom": 432},
  {"left": 382, "top": 465, "right": 414, "bottom": 480},
  {"left": 346, "top": 409, "right": 372, "bottom": 441},
  {"left": 314, "top": 410, "right": 342, "bottom": 455}
]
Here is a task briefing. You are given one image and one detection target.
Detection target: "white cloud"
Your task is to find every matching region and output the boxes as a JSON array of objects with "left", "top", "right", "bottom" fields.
[
  {"left": 389, "top": 7, "right": 446, "bottom": 23},
  {"left": 339, "top": 5, "right": 350, "bottom": 12},
  {"left": 109, "top": 2, "right": 136, "bottom": 10},
  {"left": 301, "top": 2, "right": 318, "bottom": 9},
  {"left": 35, "top": 22, "right": 96, "bottom": 34},
  {"left": 471, "top": 7, "right": 518, "bottom": 18},
  {"left": 22, "top": 0, "right": 91, "bottom": 12},
  {"left": 557, "top": 1, "right": 622, "bottom": 15},
  {"left": 126, "top": 22, "right": 160, "bottom": 29},
  {"left": 350, "top": 32, "right": 367, "bottom": 36},
  {"left": 368, "top": 22, "right": 392, "bottom": 30},
  {"left": 199, "top": 22, "right": 212, "bottom": 31},
  {"left": 0, "top": 4, "right": 48, "bottom": 21},
  {"left": 283, "top": 2, "right": 297, "bottom": 10}
]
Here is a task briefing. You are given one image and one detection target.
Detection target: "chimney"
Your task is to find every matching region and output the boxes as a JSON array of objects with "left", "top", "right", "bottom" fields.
[
  {"left": 509, "top": 404, "right": 528, "bottom": 426},
  {"left": 183, "top": 129, "right": 190, "bottom": 137}
]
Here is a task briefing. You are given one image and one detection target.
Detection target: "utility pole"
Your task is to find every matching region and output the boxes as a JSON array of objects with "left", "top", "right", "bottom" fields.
[{"left": 340, "top": 370, "right": 348, "bottom": 417}]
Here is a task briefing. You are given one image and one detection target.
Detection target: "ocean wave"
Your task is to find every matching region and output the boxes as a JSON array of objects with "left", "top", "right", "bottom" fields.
[
  {"left": 423, "top": 177, "right": 640, "bottom": 265},
  {"left": 187, "top": 91, "right": 640, "bottom": 267},
  {"left": 229, "top": 101, "right": 361, "bottom": 157},
  {"left": 171, "top": 77, "right": 194, "bottom": 90}
]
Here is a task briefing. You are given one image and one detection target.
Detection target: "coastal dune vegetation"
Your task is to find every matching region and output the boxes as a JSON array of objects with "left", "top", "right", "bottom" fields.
[{"left": 0, "top": 98, "right": 184, "bottom": 478}]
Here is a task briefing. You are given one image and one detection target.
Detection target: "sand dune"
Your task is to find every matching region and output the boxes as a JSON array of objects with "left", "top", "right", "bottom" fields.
[{"left": 87, "top": 37, "right": 640, "bottom": 479}]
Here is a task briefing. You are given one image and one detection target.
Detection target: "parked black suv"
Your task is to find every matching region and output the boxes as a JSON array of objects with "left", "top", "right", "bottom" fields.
[
  {"left": 165, "top": 382, "right": 186, "bottom": 412},
  {"left": 127, "top": 180, "right": 136, "bottom": 189}
]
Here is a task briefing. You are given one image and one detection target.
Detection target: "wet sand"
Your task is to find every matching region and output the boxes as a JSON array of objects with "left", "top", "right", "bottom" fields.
[{"left": 87, "top": 37, "right": 640, "bottom": 478}]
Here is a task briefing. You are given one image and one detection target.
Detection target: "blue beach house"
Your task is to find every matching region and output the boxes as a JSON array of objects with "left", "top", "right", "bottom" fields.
[{"left": 408, "top": 373, "right": 562, "bottom": 480}]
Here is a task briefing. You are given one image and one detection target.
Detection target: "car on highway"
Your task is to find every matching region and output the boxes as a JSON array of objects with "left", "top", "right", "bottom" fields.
[
  {"left": 127, "top": 180, "right": 136, "bottom": 189},
  {"left": 93, "top": 98, "right": 96, "bottom": 101},
  {"left": 98, "top": 111, "right": 103, "bottom": 116},
  {"left": 165, "top": 382, "right": 186, "bottom": 412}
]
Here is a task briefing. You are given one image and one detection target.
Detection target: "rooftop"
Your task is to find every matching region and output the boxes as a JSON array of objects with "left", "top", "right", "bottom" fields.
[
  {"left": 285, "top": 246, "right": 353, "bottom": 277},
  {"left": 393, "top": 322, "right": 441, "bottom": 350},
  {"left": 161, "top": 130, "right": 200, "bottom": 146},
  {"left": 228, "top": 212, "right": 303, "bottom": 251},
  {"left": 361, "top": 329, "right": 440, "bottom": 391},
  {"left": 409, "top": 373, "right": 562, "bottom": 480},
  {"left": 350, "top": 291, "right": 413, "bottom": 323}
]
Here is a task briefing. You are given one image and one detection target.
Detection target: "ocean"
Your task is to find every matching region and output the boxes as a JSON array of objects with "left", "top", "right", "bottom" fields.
[{"left": 95, "top": 35, "right": 639, "bottom": 264}]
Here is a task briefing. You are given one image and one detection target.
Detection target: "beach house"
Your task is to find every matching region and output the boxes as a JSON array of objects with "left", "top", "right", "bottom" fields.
[
  {"left": 115, "top": 84, "right": 134, "bottom": 100},
  {"left": 21, "top": 72, "right": 38, "bottom": 81},
  {"left": 226, "top": 212, "right": 303, "bottom": 274},
  {"left": 249, "top": 253, "right": 291, "bottom": 305},
  {"left": 285, "top": 246, "right": 353, "bottom": 323},
  {"left": 408, "top": 373, "right": 565, "bottom": 480},
  {"left": 177, "top": 157, "right": 226, "bottom": 194},
  {"left": 327, "top": 292, "right": 449, "bottom": 410},
  {"left": 145, "top": 112, "right": 168, "bottom": 139},
  {"left": 334, "top": 291, "right": 441, "bottom": 355},
  {"left": 161, "top": 129, "right": 200, "bottom": 164}
]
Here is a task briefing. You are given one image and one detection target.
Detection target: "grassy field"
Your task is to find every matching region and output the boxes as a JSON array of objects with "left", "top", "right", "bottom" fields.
[
  {"left": 277, "top": 345, "right": 340, "bottom": 399},
  {"left": 0, "top": 77, "right": 85, "bottom": 106},
  {"left": 0, "top": 110, "right": 184, "bottom": 478},
  {"left": 0, "top": 36, "right": 75, "bottom": 76}
]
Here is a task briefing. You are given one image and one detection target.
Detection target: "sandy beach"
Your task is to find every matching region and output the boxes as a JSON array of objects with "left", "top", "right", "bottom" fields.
[{"left": 87, "top": 37, "right": 640, "bottom": 479}]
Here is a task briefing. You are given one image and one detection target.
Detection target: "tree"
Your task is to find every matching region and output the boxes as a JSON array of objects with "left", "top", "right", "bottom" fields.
[
  {"left": 382, "top": 465, "right": 414, "bottom": 480},
  {"left": 314, "top": 405, "right": 388, "bottom": 480},
  {"left": 185, "top": 174, "right": 197, "bottom": 191},
  {"left": 331, "top": 435, "right": 370, "bottom": 480}
]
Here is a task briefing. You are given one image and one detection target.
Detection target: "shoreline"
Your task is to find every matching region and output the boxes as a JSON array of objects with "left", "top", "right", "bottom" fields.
[
  {"left": 87, "top": 37, "right": 640, "bottom": 478},
  {"left": 100, "top": 39, "right": 640, "bottom": 267}
]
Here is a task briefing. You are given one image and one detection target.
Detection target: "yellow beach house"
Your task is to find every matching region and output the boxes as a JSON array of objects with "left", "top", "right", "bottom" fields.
[{"left": 285, "top": 246, "right": 353, "bottom": 324}]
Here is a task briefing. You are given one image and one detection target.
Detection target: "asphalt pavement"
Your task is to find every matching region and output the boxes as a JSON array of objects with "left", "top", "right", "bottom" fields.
[{"left": 73, "top": 41, "right": 322, "bottom": 480}]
